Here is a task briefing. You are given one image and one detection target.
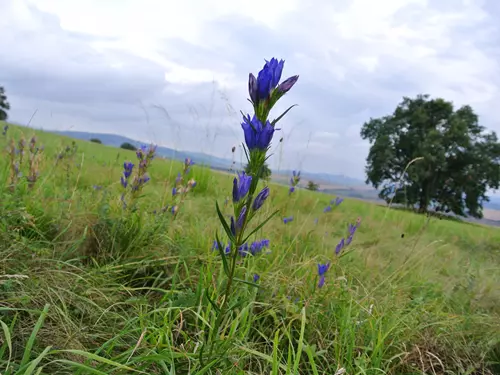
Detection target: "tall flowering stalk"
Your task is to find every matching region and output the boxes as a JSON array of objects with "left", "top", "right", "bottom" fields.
[
  {"left": 120, "top": 144, "right": 156, "bottom": 210},
  {"left": 208, "top": 58, "right": 299, "bottom": 358},
  {"left": 170, "top": 158, "right": 196, "bottom": 218},
  {"left": 289, "top": 170, "right": 301, "bottom": 194}
]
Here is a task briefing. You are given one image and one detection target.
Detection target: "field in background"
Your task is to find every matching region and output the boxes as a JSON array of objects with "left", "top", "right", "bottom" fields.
[{"left": 1, "top": 122, "right": 500, "bottom": 374}]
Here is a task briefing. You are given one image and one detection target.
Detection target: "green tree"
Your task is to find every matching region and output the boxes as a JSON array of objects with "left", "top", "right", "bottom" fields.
[
  {"left": 0, "top": 86, "right": 10, "bottom": 121},
  {"left": 306, "top": 180, "right": 319, "bottom": 191},
  {"left": 90, "top": 138, "right": 102, "bottom": 144},
  {"left": 120, "top": 142, "right": 136, "bottom": 151},
  {"left": 245, "top": 162, "right": 272, "bottom": 181},
  {"left": 360, "top": 94, "right": 500, "bottom": 218}
]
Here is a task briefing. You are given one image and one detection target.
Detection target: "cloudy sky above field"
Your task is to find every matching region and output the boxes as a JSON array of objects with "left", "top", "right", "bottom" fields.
[{"left": 1, "top": 0, "right": 500, "bottom": 180}]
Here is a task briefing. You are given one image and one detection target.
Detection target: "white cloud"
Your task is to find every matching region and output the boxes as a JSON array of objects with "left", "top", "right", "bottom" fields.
[{"left": 0, "top": 0, "right": 499, "bottom": 181}]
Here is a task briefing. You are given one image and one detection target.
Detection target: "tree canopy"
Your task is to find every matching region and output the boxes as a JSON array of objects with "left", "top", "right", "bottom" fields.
[
  {"left": 360, "top": 94, "right": 500, "bottom": 218},
  {"left": 0, "top": 86, "right": 10, "bottom": 121},
  {"left": 306, "top": 180, "right": 319, "bottom": 191},
  {"left": 120, "top": 142, "right": 137, "bottom": 151}
]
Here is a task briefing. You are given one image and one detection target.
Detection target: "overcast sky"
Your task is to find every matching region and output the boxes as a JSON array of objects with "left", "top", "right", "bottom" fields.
[{"left": 1, "top": 0, "right": 499, "bottom": 180}]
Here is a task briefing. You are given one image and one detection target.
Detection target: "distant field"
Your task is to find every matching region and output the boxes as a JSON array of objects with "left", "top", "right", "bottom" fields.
[{"left": 1, "top": 122, "right": 499, "bottom": 374}]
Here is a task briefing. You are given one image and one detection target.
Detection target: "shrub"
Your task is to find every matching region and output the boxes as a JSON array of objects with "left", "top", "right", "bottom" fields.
[{"left": 120, "top": 142, "right": 136, "bottom": 151}]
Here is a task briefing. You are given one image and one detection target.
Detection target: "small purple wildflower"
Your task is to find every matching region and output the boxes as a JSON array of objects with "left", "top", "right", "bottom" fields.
[
  {"left": 333, "top": 197, "right": 344, "bottom": 206},
  {"left": 241, "top": 114, "right": 275, "bottom": 151},
  {"left": 314, "top": 218, "right": 319, "bottom": 225},
  {"left": 318, "top": 276, "right": 326, "bottom": 289},
  {"left": 323, "top": 205, "right": 332, "bottom": 213},
  {"left": 346, "top": 234, "right": 354, "bottom": 246},
  {"left": 253, "top": 274, "right": 260, "bottom": 283},
  {"left": 335, "top": 238, "right": 345, "bottom": 255},
  {"left": 289, "top": 170, "right": 301, "bottom": 194},
  {"left": 317, "top": 262, "right": 330, "bottom": 289},
  {"left": 283, "top": 216, "right": 294, "bottom": 224},
  {"left": 172, "top": 187, "right": 177, "bottom": 196},
  {"left": 233, "top": 171, "right": 252, "bottom": 203},
  {"left": 277, "top": 75, "right": 299, "bottom": 95},
  {"left": 253, "top": 186, "right": 270, "bottom": 210}
]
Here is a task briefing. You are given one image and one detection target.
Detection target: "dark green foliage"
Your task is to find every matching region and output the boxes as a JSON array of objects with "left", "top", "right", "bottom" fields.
[
  {"left": 120, "top": 142, "right": 136, "bottom": 151},
  {"left": 361, "top": 94, "right": 500, "bottom": 218},
  {"left": 245, "top": 162, "right": 272, "bottom": 181},
  {"left": 90, "top": 138, "right": 102, "bottom": 144},
  {"left": 0, "top": 86, "right": 10, "bottom": 121},
  {"left": 306, "top": 180, "right": 319, "bottom": 191}
]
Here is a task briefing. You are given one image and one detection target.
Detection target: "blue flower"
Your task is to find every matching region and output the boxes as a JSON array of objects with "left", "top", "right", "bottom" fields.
[
  {"left": 348, "top": 223, "right": 357, "bottom": 236},
  {"left": 253, "top": 273, "right": 260, "bottom": 282},
  {"left": 255, "top": 58, "right": 285, "bottom": 102},
  {"left": 238, "top": 243, "right": 250, "bottom": 257},
  {"left": 335, "top": 238, "right": 345, "bottom": 255},
  {"left": 332, "top": 197, "right": 344, "bottom": 206},
  {"left": 346, "top": 234, "right": 354, "bottom": 246},
  {"left": 241, "top": 114, "right": 275, "bottom": 151},
  {"left": 232, "top": 171, "right": 252, "bottom": 203},
  {"left": 318, "top": 275, "right": 326, "bottom": 289},
  {"left": 317, "top": 263, "right": 330, "bottom": 276},
  {"left": 172, "top": 187, "right": 177, "bottom": 196},
  {"left": 323, "top": 205, "right": 332, "bottom": 213},
  {"left": 123, "top": 162, "right": 134, "bottom": 178},
  {"left": 283, "top": 216, "right": 294, "bottom": 224},
  {"left": 277, "top": 75, "right": 299, "bottom": 95},
  {"left": 317, "top": 263, "right": 330, "bottom": 289},
  {"left": 253, "top": 186, "right": 270, "bottom": 210}
]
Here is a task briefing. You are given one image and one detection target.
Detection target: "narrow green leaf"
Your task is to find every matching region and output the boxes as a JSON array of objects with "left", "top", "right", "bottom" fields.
[
  {"left": 242, "top": 210, "right": 279, "bottom": 243},
  {"left": 271, "top": 104, "right": 298, "bottom": 127},
  {"left": 272, "top": 329, "right": 280, "bottom": 375},
  {"left": 20, "top": 303, "right": 50, "bottom": 369},
  {"left": 55, "top": 349, "right": 140, "bottom": 372},
  {"left": 292, "top": 307, "right": 307, "bottom": 374},
  {"left": 215, "top": 201, "right": 235, "bottom": 243},
  {"left": 215, "top": 232, "right": 230, "bottom": 277},
  {"left": 22, "top": 346, "right": 52, "bottom": 375},
  {"left": 233, "top": 277, "right": 259, "bottom": 288},
  {"left": 0, "top": 320, "right": 12, "bottom": 372},
  {"left": 205, "top": 288, "right": 220, "bottom": 313},
  {"left": 304, "top": 345, "right": 320, "bottom": 375}
]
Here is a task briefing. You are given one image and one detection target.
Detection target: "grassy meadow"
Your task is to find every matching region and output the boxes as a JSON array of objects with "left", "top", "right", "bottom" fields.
[{"left": 1, "top": 122, "right": 499, "bottom": 374}]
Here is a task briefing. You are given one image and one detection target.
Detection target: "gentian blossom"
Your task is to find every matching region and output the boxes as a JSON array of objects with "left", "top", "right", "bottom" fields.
[
  {"left": 253, "top": 186, "right": 270, "bottom": 210},
  {"left": 317, "top": 262, "right": 330, "bottom": 289},
  {"left": 233, "top": 172, "right": 252, "bottom": 203},
  {"left": 241, "top": 114, "right": 275, "bottom": 151},
  {"left": 335, "top": 238, "right": 345, "bottom": 255}
]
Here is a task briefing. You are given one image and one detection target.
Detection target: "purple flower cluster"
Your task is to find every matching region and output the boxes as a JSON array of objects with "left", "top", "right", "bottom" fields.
[
  {"left": 323, "top": 196, "right": 344, "bottom": 213},
  {"left": 289, "top": 170, "right": 301, "bottom": 194},
  {"left": 335, "top": 218, "right": 361, "bottom": 255},
  {"left": 120, "top": 144, "right": 156, "bottom": 209},
  {"left": 283, "top": 216, "right": 294, "bottom": 224},
  {"left": 212, "top": 239, "right": 270, "bottom": 258},
  {"left": 317, "top": 262, "right": 330, "bottom": 289},
  {"left": 248, "top": 58, "right": 299, "bottom": 105}
]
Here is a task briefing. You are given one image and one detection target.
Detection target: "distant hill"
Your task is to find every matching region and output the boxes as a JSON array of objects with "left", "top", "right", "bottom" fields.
[
  {"left": 50, "top": 130, "right": 369, "bottom": 187},
  {"left": 50, "top": 129, "right": 500, "bottom": 220},
  {"left": 51, "top": 130, "right": 233, "bottom": 170}
]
